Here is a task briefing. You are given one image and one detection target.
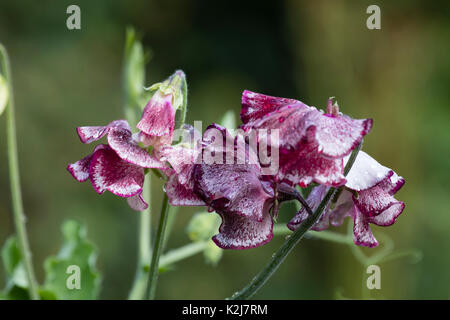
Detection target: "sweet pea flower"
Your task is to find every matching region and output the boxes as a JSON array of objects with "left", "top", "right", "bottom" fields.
[
  {"left": 137, "top": 70, "right": 186, "bottom": 152},
  {"left": 240, "top": 90, "right": 372, "bottom": 187},
  {"left": 287, "top": 151, "right": 405, "bottom": 247},
  {"left": 164, "top": 124, "right": 290, "bottom": 249},
  {"left": 67, "top": 120, "right": 166, "bottom": 211}
]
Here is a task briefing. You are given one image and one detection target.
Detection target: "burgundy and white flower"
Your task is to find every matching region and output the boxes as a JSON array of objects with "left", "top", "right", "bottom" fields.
[
  {"left": 287, "top": 151, "right": 405, "bottom": 247},
  {"left": 137, "top": 70, "right": 186, "bottom": 153},
  {"left": 240, "top": 90, "right": 372, "bottom": 187},
  {"left": 165, "top": 124, "right": 280, "bottom": 249},
  {"left": 67, "top": 120, "right": 166, "bottom": 211}
]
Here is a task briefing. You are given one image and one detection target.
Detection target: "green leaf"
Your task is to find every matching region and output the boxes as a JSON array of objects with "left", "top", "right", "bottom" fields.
[
  {"left": 1, "top": 236, "right": 30, "bottom": 299},
  {"left": 0, "top": 73, "right": 8, "bottom": 116},
  {"left": 42, "top": 220, "right": 101, "bottom": 300},
  {"left": 186, "top": 212, "right": 221, "bottom": 242},
  {"left": 219, "top": 110, "right": 236, "bottom": 130},
  {"left": 203, "top": 240, "right": 223, "bottom": 266}
]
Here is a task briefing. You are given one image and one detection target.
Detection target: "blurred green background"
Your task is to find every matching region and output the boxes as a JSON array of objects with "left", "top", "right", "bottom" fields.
[{"left": 0, "top": 0, "right": 449, "bottom": 299}]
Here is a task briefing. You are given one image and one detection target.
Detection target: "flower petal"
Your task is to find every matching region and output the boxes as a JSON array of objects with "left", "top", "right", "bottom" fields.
[
  {"left": 353, "top": 205, "right": 378, "bottom": 248},
  {"left": 280, "top": 141, "right": 346, "bottom": 187},
  {"left": 353, "top": 185, "right": 399, "bottom": 216},
  {"left": 107, "top": 127, "right": 167, "bottom": 169},
  {"left": 299, "top": 110, "right": 372, "bottom": 158},
  {"left": 67, "top": 153, "right": 92, "bottom": 182},
  {"left": 89, "top": 145, "right": 144, "bottom": 197},
  {"left": 369, "top": 201, "right": 405, "bottom": 226},
  {"left": 345, "top": 151, "right": 393, "bottom": 191},
  {"left": 165, "top": 174, "right": 205, "bottom": 206},
  {"left": 77, "top": 120, "right": 130, "bottom": 144},
  {"left": 329, "top": 191, "right": 353, "bottom": 227},
  {"left": 159, "top": 145, "right": 199, "bottom": 186},
  {"left": 193, "top": 162, "right": 273, "bottom": 222},
  {"left": 240, "top": 90, "right": 301, "bottom": 124},
  {"left": 379, "top": 172, "right": 405, "bottom": 195},
  {"left": 127, "top": 193, "right": 149, "bottom": 211},
  {"left": 212, "top": 211, "right": 273, "bottom": 249},
  {"left": 136, "top": 91, "right": 175, "bottom": 137},
  {"left": 67, "top": 145, "right": 108, "bottom": 182}
]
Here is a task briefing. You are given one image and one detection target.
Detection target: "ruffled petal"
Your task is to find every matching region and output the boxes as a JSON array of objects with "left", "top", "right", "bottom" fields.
[
  {"left": 67, "top": 153, "right": 92, "bottom": 182},
  {"left": 353, "top": 206, "right": 378, "bottom": 248},
  {"left": 107, "top": 126, "right": 167, "bottom": 169},
  {"left": 77, "top": 120, "right": 130, "bottom": 144},
  {"left": 280, "top": 141, "right": 346, "bottom": 187},
  {"left": 212, "top": 211, "right": 273, "bottom": 249},
  {"left": 193, "top": 124, "right": 274, "bottom": 221},
  {"left": 136, "top": 91, "right": 175, "bottom": 137},
  {"left": 240, "top": 90, "right": 301, "bottom": 124},
  {"left": 127, "top": 193, "right": 148, "bottom": 211},
  {"left": 165, "top": 174, "right": 205, "bottom": 206},
  {"left": 369, "top": 201, "right": 405, "bottom": 226},
  {"left": 345, "top": 151, "right": 393, "bottom": 191},
  {"left": 89, "top": 145, "right": 144, "bottom": 197},
  {"left": 193, "top": 162, "right": 273, "bottom": 222},
  {"left": 379, "top": 172, "right": 405, "bottom": 195},
  {"left": 299, "top": 110, "right": 372, "bottom": 158},
  {"left": 159, "top": 145, "right": 199, "bottom": 186},
  {"left": 139, "top": 131, "right": 174, "bottom": 152},
  {"left": 329, "top": 191, "right": 353, "bottom": 227},
  {"left": 353, "top": 185, "right": 398, "bottom": 216},
  {"left": 67, "top": 145, "right": 108, "bottom": 182}
]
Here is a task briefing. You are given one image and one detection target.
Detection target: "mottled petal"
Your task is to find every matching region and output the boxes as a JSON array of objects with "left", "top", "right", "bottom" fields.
[
  {"left": 159, "top": 145, "right": 199, "bottom": 186},
  {"left": 379, "top": 172, "right": 405, "bottom": 195},
  {"left": 127, "top": 193, "right": 148, "bottom": 211},
  {"left": 165, "top": 174, "right": 205, "bottom": 206},
  {"left": 280, "top": 141, "right": 346, "bottom": 187},
  {"left": 299, "top": 110, "right": 372, "bottom": 158},
  {"left": 241, "top": 90, "right": 301, "bottom": 124},
  {"left": 136, "top": 91, "right": 175, "bottom": 137},
  {"left": 89, "top": 145, "right": 144, "bottom": 197},
  {"left": 354, "top": 185, "right": 398, "bottom": 216},
  {"left": 139, "top": 131, "right": 174, "bottom": 152},
  {"left": 67, "top": 145, "right": 107, "bottom": 182},
  {"left": 329, "top": 191, "right": 353, "bottom": 227},
  {"left": 369, "top": 201, "right": 405, "bottom": 226},
  {"left": 107, "top": 127, "right": 167, "bottom": 169},
  {"left": 76, "top": 120, "right": 130, "bottom": 144},
  {"left": 345, "top": 151, "right": 393, "bottom": 191},
  {"left": 353, "top": 206, "right": 378, "bottom": 248},
  {"left": 212, "top": 211, "right": 273, "bottom": 249},
  {"left": 67, "top": 153, "right": 92, "bottom": 182},
  {"left": 194, "top": 162, "right": 273, "bottom": 222}
]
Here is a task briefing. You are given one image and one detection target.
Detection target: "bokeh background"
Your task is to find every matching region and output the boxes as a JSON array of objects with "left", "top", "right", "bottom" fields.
[{"left": 0, "top": 0, "right": 449, "bottom": 299}]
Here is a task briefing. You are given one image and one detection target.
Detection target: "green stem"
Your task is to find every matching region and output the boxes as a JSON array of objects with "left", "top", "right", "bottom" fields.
[
  {"left": 228, "top": 142, "right": 362, "bottom": 300},
  {"left": 147, "top": 193, "right": 170, "bottom": 299},
  {"left": 0, "top": 44, "right": 39, "bottom": 300},
  {"left": 152, "top": 225, "right": 352, "bottom": 273},
  {"left": 162, "top": 205, "right": 179, "bottom": 250},
  {"left": 273, "top": 224, "right": 352, "bottom": 245},
  {"left": 159, "top": 241, "right": 207, "bottom": 270},
  {"left": 128, "top": 178, "right": 152, "bottom": 300}
]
